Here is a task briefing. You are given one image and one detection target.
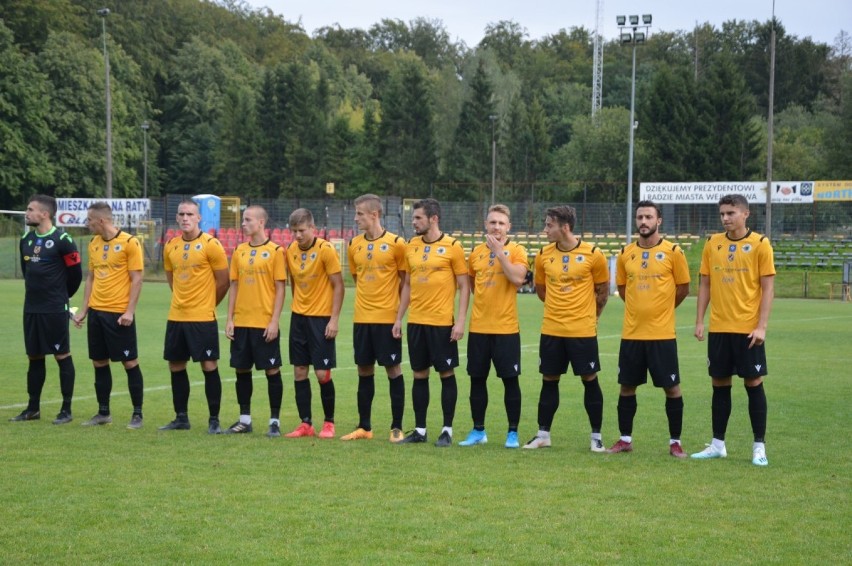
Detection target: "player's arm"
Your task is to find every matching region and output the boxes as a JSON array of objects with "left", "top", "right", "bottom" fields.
[
  {"left": 393, "top": 272, "right": 410, "bottom": 339},
  {"left": 617, "top": 285, "right": 626, "bottom": 302},
  {"left": 73, "top": 271, "right": 95, "bottom": 328},
  {"left": 118, "top": 270, "right": 143, "bottom": 326},
  {"left": 594, "top": 281, "right": 609, "bottom": 319},
  {"left": 213, "top": 268, "right": 229, "bottom": 306},
  {"left": 225, "top": 280, "right": 238, "bottom": 341},
  {"left": 494, "top": 248, "right": 527, "bottom": 288},
  {"left": 62, "top": 238, "right": 83, "bottom": 298},
  {"left": 166, "top": 271, "right": 174, "bottom": 291},
  {"left": 265, "top": 279, "right": 286, "bottom": 342},
  {"left": 325, "top": 272, "right": 344, "bottom": 339},
  {"left": 451, "top": 273, "right": 470, "bottom": 342},
  {"left": 694, "top": 274, "right": 710, "bottom": 341},
  {"left": 674, "top": 283, "right": 689, "bottom": 308},
  {"left": 748, "top": 275, "right": 775, "bottom": 348}
]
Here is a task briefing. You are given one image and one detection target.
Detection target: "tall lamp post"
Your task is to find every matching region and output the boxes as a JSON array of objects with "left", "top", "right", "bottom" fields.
[
  {"left": 489, "top": 114, "right": 498, "bottom": 205},
  {"left": 617, "top": 13, "right": 652, "bottom": 244},
  {"left": 98, "top": 8, "right": 113, "bottom": 199},
  {"left": 141, "top": 121, "right": 150, "bottom": 199}
]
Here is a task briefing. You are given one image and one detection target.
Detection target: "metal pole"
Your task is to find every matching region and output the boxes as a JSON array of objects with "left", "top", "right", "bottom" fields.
[
  {"left": 626, "top": 44, "right": 637, "bottom": 244},
  {"left": 99, "top": 9, "right": 113, "bottom": 198},
  {"left": 765, "top": 2, "right": 776, "bottom": 240},
  {"left": 142, "top": 122, "right": 149, "bottom": 199},
  {"left": 489, "top": 114, "right": 497, "bottom": 206}
]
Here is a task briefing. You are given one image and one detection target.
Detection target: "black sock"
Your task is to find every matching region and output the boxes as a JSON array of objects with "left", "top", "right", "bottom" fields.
[
  {"left": 388, "top": 374, "right": 405, "bottom": 430},
  {"left": 503, "top": 376, "right": 521, "bottom": 431},
  {"left": 267, "top": 371, "right": 282, "bottom": 420},
  {"left": 235, "top": 371, "right": 253, "bottom": 415},
  {"left": 441, "top": 374, "right": 457, "bottom": 428},
  {"left": 711, "top": 385, "right": 732, "bottom": 441},
  {"left": 469, "top": 376, "right": 488, "bottom": 430},
  {"left": 412, "top": 378, "right": 429, "bottom": 429},
  {"left": 537, "top": 380, "right": 560, "bottom": 431},
  {"left": 26, "top": 358, "right": 46, "bottom": 411},
  {"left": 665, "top": 396, "right": 684, "bottom": 440},
  {"left": 170, "top": 369, "right": 190, "bottom": 415},
  {"left": 357, "top": 375, "right": 375, "bottom": 430},
  {"left": 203, "top": 368, "right": 221, "bottom": 418},
  {"left": 125, "top": 365, "right": 144, "bottom": 414},
  {"left": 294, "top": 379, "right": 312, "bottom": 423},
  {"left": 57, "top": 356, "right": 75, "bottom": 413},
  {"left": 746, "top": 383, "right": 767, "bottom": 443},
  {"left": 582, "top": 376, "right": 604, "bottom": 433},
  {"left": 319, "top": 378, "right": 335, "bottom": 423},
  {"left": 94, "top": 365, "right": 113, "bottom": 415},
  {"left": 617, "top": 394, "right": 637, "bottom": 437}
]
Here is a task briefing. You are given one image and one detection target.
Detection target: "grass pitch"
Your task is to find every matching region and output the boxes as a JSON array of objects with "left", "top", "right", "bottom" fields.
[{"left": 0, "top": 280, "right": 849, "bottom": 563}]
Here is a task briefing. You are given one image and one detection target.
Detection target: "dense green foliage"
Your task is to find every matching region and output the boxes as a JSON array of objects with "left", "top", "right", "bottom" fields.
[{"left": 0, "top": 1, "right": 849, "bottom": 210}]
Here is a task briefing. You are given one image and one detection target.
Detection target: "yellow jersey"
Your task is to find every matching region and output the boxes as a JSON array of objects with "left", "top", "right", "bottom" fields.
[
  {"left": 700, "top": 230, "right": 775, "bottom": 333},
  {"left": 230, "top": 239, "right": 287, "bottom": 328},
  {"left": 403, "top": 234, "right": 467, "bottom": 326},
  {"left": 88, "top": 230, "right": 144, "bottom": 313},
  {"left": 534, "top": 240, "right": 609, "bottom": 338},
  {"left": 164, "top": 233, "right": 228, "bottom": 322},
  {"left": 286, "top": 237, "right": 341, "bottom": 317},
  {"left": 348, "top": 231, "right": 406, "bottom": 324},
  {"left": 617, "top": 239, "right": 690, "bottom": 340},
  {"left": 468, "top": 239, "right": 528, "bottom": 334}
]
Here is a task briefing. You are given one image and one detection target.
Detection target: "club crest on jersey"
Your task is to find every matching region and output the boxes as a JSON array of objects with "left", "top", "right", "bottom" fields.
[
  {"left": 310, "top": 253, "right": 317, "bottom": 260},
  {"left": 380, "top": 243, "right": 389, "bottom": 252},
  {"left": 114, "top": 244, "right": 122, "bottom": 252},
  {"left": 576, "top": 255, "right": 585, "bottom": 263},
  {"left": 742, "top": 244, "right": 752, "bottom": 253},
  {"left": 34, "top": 246, "right": 41, "bottom": 254},
  {"left": 195, "top": 243, "right": 202, "bottom": 251},
  {"left": 45, "top": 240, "right": 54, "bottom": 248},
  {"left": 261, "top": 251, "right": 270, "bottom": 259},
  {"left": 437, "top": 247, "right": 446, "bottom": 255},
  {"left": 655, "top": 252, "right": 664, "bottom": 261}
]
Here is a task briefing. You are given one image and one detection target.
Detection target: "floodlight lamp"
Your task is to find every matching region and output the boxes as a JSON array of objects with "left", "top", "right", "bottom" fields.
[
  {"left": 643, "top": 14, "right": 652, "bottom": 25},
  {"left": 616, "top": 15, "right": 626, "bottom": 25},
  {"left": 634, "top": 32, "right": 646, "bottom": 44},
  {"left": 621, "top": 33, "right": 633, "bottom": 43},
  {"left": 141, "top": 121, "right": 150, "bottom": 131},
  {"left": 97, "top": 7, "right": 110, "bottom": 16},
  {"left": 629, "top": 15, "right": 639, "bottom": 25}
]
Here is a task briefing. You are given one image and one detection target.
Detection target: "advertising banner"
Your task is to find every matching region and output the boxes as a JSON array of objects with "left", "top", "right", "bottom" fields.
[
  {"left": 813, "top": 181, "right": 852, "bottom": 201},
  {"left": 56, "top": 198, "right": 151, "bottom": 228},
  {"left": 639, "top": 181, "right": 814, "bottom": 204}
]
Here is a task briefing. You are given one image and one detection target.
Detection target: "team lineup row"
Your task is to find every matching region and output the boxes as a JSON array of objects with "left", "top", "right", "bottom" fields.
[{"left": 12, "top": 193, "right": 774, "bottom": 465}]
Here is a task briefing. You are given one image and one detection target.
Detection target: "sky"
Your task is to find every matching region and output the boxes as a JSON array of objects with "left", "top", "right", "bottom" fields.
[{"left": 244, "top": 0, "right": 849, "bottom": 47}]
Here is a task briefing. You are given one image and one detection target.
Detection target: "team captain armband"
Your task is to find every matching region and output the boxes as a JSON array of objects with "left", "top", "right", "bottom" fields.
[{"left": 63, "top": 251, "right": 81, "bottom": 267}]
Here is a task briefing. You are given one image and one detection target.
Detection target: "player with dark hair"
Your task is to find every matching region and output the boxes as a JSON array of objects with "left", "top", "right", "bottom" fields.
[
  {"left": 693, "top": 194, "right": 775, "bottom": 466},
  {"left": 283, "top": 208, "right": 344, "bottom": 439},
  {"left": 10, "top": 194, "right": 82, "bottom": 424},
  {"left": 73, "top": 202, "right": 145, "bottom": 429},
  {"left": 224, "top": 205, "right": 287, "bottom": 437},
  {"left": 159, "top": 200, "right": 230, "bottom": 433},
  {"left": 393, "top": 198, "right": 470, "bottom": 447},
  {"left": 607, "top": 200, "right": 690, "bottom": 457},
  {"left": 524, "top": 205, "right": 610, "bottom": 451},
  {"left": 460, "top": 204, "right": 528, "bottom": 448},
  {"left": 341, "top": 194, "right": 407, "bottom": 442}
]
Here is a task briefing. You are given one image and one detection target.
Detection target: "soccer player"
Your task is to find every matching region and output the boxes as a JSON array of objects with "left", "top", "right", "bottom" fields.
[
  {"left": 523, "top": 205, "right": 609, "bottom": 451},
  {"left": 72, "top": 202, "right": 145, "bottom": 429},
  {"left": 607, "top": 201, "right": 690, "bottom": 457},
  {"left": 341, "top": 194, "right": 407, "bottom": 442},
  {"left": 223, "top": 206, "right": 287, "bottom": 437},
  {"left": 460, "top": 204, "right": 528, "bottom": 448},
  {"left": 693, "top": 194, "right": 775, "bottom": 466},
  {"left": 393, "top": 198, "right": 470, "bottom": 447},
  {"left": 159, "top": 200, "right": 229, "bottom": 433},
  {"left": 283, "top": 208, "right": 344, "bottom": 439},
  {"left": 10, "top": 195, "right": 82, "bottom": 425}
]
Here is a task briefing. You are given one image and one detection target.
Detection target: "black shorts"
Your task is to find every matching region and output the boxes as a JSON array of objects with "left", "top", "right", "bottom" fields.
[
  {"left": 289, "top": 313, "right": 335, "bottom": 370},
  {"left": 466, "top": 332, "right": 521, "bottom": 378},
  {"left": 87, "top": 309, "right": 138, "bottom": 362},
  {"left": 707, "top": 332, "right": 768, "bottom": 379},
  {"left": 618, "top": 339, "right": 680, "bottom": 388},
  {"left": 407, "top": 323, "right": 458, "bottom": 373},
  {"left": 230, "top": 327, "right": 282, "bottom": 370},
  {"left": 353, "top": 323, "right": 403, "bottom": 367},
  {"left": 538, "top": 334, "right": 601, "bottom": 377},
  {"left": 24, "top": 312, "right": 70, "bottom": 357},
  {"left": 163, "top": 320, "right": 220, "bottom": 362}
]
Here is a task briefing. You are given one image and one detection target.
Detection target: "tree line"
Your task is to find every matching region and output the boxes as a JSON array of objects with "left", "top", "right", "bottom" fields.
[{"left": 1, "top": 0, "right": 849, "bottom": 212}]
